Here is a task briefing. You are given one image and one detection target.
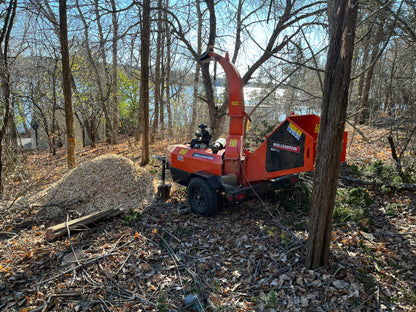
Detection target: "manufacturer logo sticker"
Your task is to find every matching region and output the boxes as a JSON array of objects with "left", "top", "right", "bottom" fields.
[
  {"left": 271, "top": 142, "right": 300, "bottom": 153},
  {"left": 192, "top": 153, "right": 214, "bottom": 160}
]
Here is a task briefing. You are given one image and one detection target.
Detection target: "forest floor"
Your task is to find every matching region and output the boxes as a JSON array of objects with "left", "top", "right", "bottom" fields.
[{"left": 0, "top": 124, "right": 415, "bottom": 312}]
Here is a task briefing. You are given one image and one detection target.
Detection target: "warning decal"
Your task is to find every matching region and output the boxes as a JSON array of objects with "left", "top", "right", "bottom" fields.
[
  {"left": 229, "top": 139, "right": 238, "bottom": 147},
  {"left": 287, "top": 123, "right": 302, "bottom": 140},
  {"left": 179, "top": 149, "right": 188, "bottom": 155}
]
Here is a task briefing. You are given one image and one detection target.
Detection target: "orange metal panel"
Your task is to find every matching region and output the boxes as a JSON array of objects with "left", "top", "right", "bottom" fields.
[
  {"left": 341, "top": 131, "right": 348, "bottom": 162},
  {"left": 169, "top": 144, "right": 223, "bottom": 176},
  {"left": 244, "top": 115, "right": 320, "bottom": 185},
  {"left": 209, "top": 52, "right": 246, "bottom": 176}
]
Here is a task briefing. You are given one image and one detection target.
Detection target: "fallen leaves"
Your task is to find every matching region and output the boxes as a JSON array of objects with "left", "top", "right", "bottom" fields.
[{"left": 1, "top": 132, "right": 415, "bottom": 311}]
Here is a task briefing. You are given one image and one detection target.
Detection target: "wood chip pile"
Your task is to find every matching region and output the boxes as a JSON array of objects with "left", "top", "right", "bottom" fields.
[{"left": 16, "top": 154, "right": 154, "bottom": 220}]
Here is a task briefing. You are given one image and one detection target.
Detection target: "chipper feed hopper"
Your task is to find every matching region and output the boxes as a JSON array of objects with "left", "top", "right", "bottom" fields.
[{"left": 166, "top": 49, "right": 347, "bottom": 216}]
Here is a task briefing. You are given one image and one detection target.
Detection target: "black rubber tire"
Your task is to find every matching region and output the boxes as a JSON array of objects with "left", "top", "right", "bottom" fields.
[{"left": 187, "top": 177, "right": 218, "bottom": 216}]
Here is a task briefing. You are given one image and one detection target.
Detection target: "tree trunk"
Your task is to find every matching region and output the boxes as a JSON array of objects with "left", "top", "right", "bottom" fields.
[
  {"left": 189, "top": 1, "right": 203, "bottom": 137},
  {"left": 384, "top": 40, "right": 397, "bottom": 116},
  {"left": 140, "top": 0, "right": 151, "bottom": 166},
  {"left": 51, "top": 61, "right": 58, "bottom": 155},
  {"left": 306, "top": 0, "right": 358, "bottom": 269},
  {"left": 231, "top": 0, "right": 243, "bottom": 64},
  {"left": 357, "top": 21, "right": 384, "bottom": 125},
  {"left": 354, "top": 42, "right": 368, "bottom": 123},
  {"left": 94, "top": 0, "right": 114, "bottom": 144},
  {"left": 59, "top": 0, "right": 76, "bottom": 169},
  {"left": 110, "top": 0, "right": 119, "bottom": 144},
  {"left": 151, "top": 0, "right": 163, "bottom": 144},
  {"left": 165, "top": 21, "right": 173, "bottom": 138},
  {"left": 0, "top": 0, "right": 17, "bottom": 195},
  {"left": 159, "top": 0, "right": 170, "bottom": 132},
  {"left": 200, "top": 0, "right": 217, "bottom": 136},
  {"left": 8, "top": 99, "right": 17, "bottom": 150}
]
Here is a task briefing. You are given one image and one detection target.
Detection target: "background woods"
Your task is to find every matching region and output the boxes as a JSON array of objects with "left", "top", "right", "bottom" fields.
[
  {"left": 0, "top": 0, "right": 414, "bottom": 163},
  {"left": 0, "top": 0, "right": 415, "bottom": 311}
]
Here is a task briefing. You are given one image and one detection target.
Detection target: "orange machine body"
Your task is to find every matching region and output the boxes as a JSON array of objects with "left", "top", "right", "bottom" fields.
[{"left": 167, "top": 51, "right": 347, "bottom": 195}]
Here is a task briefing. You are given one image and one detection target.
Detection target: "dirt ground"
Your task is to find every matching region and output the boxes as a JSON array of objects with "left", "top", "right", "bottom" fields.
[{"left": 0, "top": 126, "right": 415, "bottom": 311}]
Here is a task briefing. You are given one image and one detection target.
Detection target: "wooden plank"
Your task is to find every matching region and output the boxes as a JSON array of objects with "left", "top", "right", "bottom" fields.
[{"left": 45, "top": 207, "right": 121, "bottom": 241}]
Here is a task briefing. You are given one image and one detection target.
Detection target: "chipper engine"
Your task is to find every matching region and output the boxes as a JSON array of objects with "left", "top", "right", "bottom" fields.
[{"left": 166, "top": 49, "right": 347, "bottom": 216}]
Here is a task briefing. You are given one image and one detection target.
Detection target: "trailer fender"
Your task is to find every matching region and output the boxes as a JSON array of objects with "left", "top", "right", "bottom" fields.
[{"left": 191, "top": 171, "right": 223, "bottom": 190}]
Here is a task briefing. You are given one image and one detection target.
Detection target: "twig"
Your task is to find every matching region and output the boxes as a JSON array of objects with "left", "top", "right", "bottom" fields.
[
  {"left": 97, "top": 295, "right": 111, "bottom": 312},
  {"left": 162, "top": 228, "right": 181, "bottom": 243},
  {"left": 114, "top": 251, "right": 131, "bottom": 275},
  {"left": 290, "top": 281, "right": 300, "bottom": 312},
  {"left": 340, "top": 175, "right": 416, "bottom": 190},
  {"left": 387, "top": 135, "right": 403, "bottom": 176},
  {"left": 40, "top": 291, "right": 54, "bottom": 312},
  {"left": 37, "top": 235, "right": 126, "bottom": 286},
  {"left": 275, "top": 281, "right": 329, "bottom": 290},
  {"left": 254, "top": 260, "right": 261, "bottom": 278},
  {"left": 346, "top": 120, "right": 370, "bottom": 143},
  {"left": 66, "top": 214, "right": 80, "bottom": 263},
  {"left": 102, "top": 275, "right": 156, "bottom": 307},
  {"left": 378, "top": 231, "right": 416, "bottom": 236},
  {"left": 83, "top": 270, "right": 104, "bottom": 287},
  {"left": 36, "top": 252, "right": 115, "bottom": 286},
  {"left": 324, "top": 265, "right": 343, "bottom": 301},
  {"left": 164, "top": 256, "right": 212, "bottom": 271},
  {"left": 239, "top": 158, "right": 307, "bottom": 248},
  {"left": 376, "top": 280, "right": 381, "bottom": 312},
  {"left": 349, "top": 291, "right": 377, "bottom": 312},
  {"left": 156, "top": 232, "right": 189, "bottom": 293}
]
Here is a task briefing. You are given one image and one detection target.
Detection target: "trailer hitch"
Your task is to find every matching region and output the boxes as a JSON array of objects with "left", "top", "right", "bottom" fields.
[{"left": 151, "top": 155, "right": 171, "bottom": 200}]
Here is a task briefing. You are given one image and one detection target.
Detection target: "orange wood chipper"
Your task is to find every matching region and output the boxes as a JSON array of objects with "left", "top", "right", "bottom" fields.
[{"left": 165, "top": 49, "right": 347, "bottom": 216}]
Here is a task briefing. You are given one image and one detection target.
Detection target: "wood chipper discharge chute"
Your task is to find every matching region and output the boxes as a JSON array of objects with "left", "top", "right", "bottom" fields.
[{"left": 165, "top": 49, "right": 348, "bottom": 216}]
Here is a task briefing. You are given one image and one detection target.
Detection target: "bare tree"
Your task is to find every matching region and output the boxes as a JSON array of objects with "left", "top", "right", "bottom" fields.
[
  {"left": 164, "top": 4, "right": 173, "bottom": 138},
  {"left": 0, "top": 0, "right": 17, "bottom": 195},
  {"left": 94, "top": 0, "right": 115, "bottom": 144},
  {"left": 59, "top": 0, "right": 76, "bottom": 169},
  {"left": 151, "top": 0, "right": 163, "bottom": 144},
  {"left": 189, "top": 0, "right": 203, "bottom": 137},
  {"left": 111, "top": 0, "right": 119, "bottom": 144},
  {"left": 140, "top": 0, "right": 151, "bottom": 166},
  {"left": 168, "top": 0, "right": 326, "bottom": 135},
  {"left": 306, "top": 0, "right": 358, "bottom": 269}
]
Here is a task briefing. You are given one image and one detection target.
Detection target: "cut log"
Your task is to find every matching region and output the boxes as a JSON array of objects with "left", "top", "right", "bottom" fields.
[{"left": 46, "top": 207, "right": 121, "bottom": 241}]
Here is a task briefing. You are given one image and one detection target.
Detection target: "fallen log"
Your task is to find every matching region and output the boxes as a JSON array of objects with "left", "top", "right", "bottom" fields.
[
  {"left": 46, "top": 207, "right": 122, "bottom": 241},
  {"left": 340, "top": 175, "right": 416, "bottom": 190}
]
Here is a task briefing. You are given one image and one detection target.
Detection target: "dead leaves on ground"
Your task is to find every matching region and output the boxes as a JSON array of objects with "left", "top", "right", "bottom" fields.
[{"left": 1, "top": 130, "right": 416, "bottom": 311}]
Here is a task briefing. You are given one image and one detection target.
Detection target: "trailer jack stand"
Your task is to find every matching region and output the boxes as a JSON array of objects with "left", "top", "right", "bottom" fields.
[{"left": 156, "top": 156, "right": 171, "bottom": 201}]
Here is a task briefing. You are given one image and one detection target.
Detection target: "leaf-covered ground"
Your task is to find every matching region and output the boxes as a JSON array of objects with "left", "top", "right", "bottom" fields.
[{"left": 1, "top": 126, "right": 415, "bottom": 311}]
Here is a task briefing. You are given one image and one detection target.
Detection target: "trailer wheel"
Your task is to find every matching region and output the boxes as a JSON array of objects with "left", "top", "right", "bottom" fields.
[{"left": 187, "top": 177, "right": 218, "bottom": 216}]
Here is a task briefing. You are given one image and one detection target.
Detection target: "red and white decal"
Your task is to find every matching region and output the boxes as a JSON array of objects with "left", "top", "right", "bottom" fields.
[{"left": 271, "top": 142, "right": 300, "bottom": 153}]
